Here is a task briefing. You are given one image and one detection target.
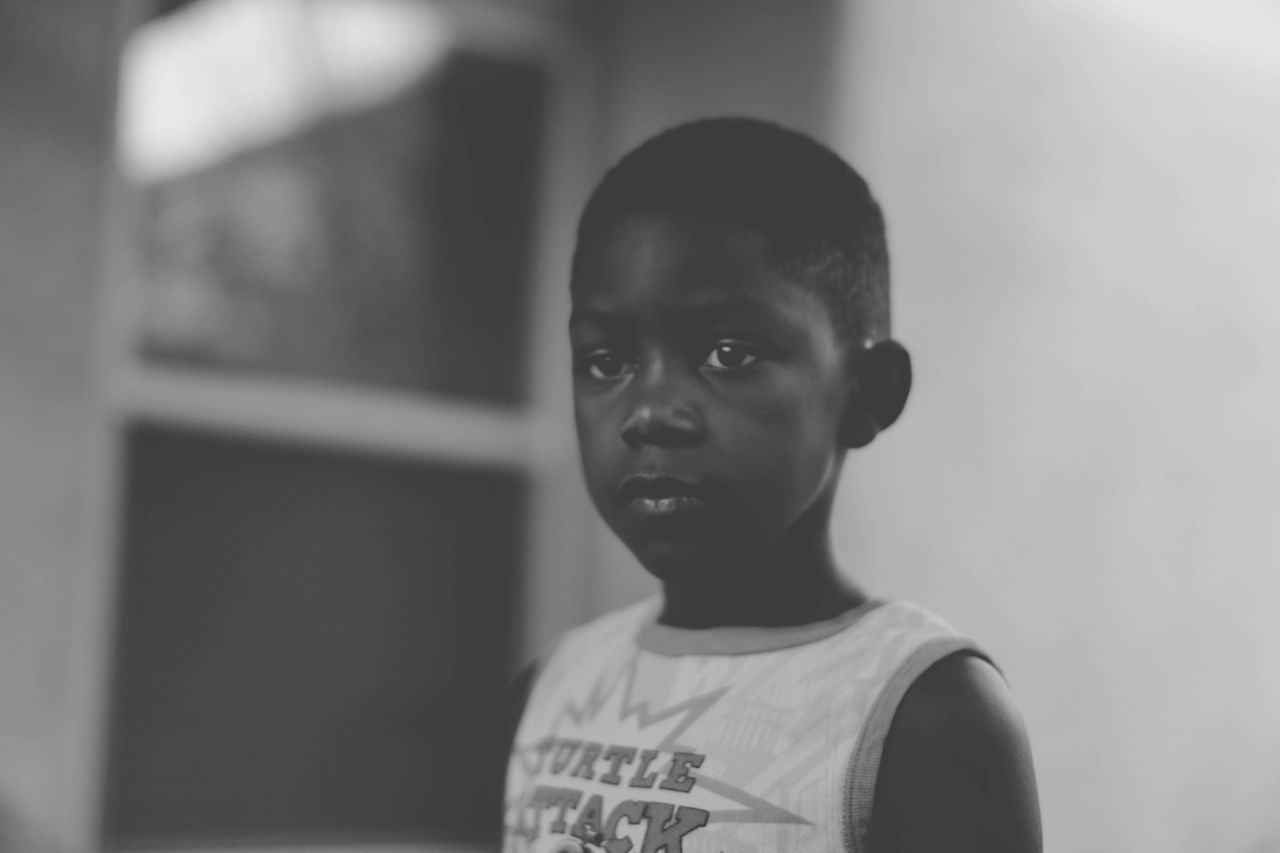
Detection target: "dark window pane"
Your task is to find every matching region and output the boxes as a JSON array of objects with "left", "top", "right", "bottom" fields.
[
  {"left": 134, "top": 50, "right": 546, "bottom": 404},
  {"left": 102, "top": 424, "right": 525, "bottom": 846}
]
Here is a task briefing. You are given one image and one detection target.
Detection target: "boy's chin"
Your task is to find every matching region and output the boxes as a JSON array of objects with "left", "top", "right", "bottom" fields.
[
  {"left": 605, "top": 507, "right": 759, "bottom": 582},
  {"left": 627, "top": 536, "right": 743, "bottom": 584}
]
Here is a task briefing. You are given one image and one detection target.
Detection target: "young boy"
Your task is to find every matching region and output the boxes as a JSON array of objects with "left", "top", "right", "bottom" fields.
[{"left": 500, "top": 118, "right": 1041, "bottom": 853}]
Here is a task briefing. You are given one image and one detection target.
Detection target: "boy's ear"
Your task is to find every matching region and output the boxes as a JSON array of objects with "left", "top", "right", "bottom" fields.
[{"left": 839, "top": 339, "right": 912, "bottom": 449}]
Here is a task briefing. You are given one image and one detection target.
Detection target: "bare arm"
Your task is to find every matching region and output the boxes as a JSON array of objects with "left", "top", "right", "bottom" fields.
[{"left": 868, "top": 653, "right": 1042, "bottom": 853}]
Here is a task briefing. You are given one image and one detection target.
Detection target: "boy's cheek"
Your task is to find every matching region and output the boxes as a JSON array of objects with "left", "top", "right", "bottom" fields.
[
  {"left": 571, "top": 394, "right": 611, "bottom": 433},
  {"left": 575, "top": 435, "right": 620, "bottom": 507}
]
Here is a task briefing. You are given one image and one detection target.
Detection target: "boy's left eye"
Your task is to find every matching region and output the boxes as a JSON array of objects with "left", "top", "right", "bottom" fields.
[{"left": 703, "top": 341, "right": 760, "bottom": 370}]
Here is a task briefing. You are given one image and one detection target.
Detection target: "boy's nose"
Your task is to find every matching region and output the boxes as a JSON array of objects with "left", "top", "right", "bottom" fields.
[{"left": 620, "top": 378, "right": 704, "bottom": 449}]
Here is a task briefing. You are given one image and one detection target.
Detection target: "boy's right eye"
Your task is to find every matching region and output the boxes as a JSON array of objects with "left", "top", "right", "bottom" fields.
[{"left": 575, "top": 349, "right": 633, "bottom": 381}]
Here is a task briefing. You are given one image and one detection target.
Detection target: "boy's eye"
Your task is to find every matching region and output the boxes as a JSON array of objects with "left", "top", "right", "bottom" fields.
[
  {"left": 704, "top": 341, "right": 760, "bottom": 370},
  {"left": 577, "top": 349, "right": 633, "bottom": 381}
]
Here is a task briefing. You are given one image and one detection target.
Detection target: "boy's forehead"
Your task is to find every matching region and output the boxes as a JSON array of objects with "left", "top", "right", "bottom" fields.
[
  {"left": 572, "top": 213, "right": 783, "bottom": 303},
  {"left": 569, "top": 215, "right": 837, "bottom": 342}
]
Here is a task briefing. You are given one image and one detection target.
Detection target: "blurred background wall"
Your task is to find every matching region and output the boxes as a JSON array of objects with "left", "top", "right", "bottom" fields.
[
  {"left": 0, "top": 4, "right": 117, "bottom": 852},
  {"left": 0, "top": 1, "right": 1278, "bottom": 852},
  {"left": 830, "top": 3, "right": 1280, "bottom": 850}
]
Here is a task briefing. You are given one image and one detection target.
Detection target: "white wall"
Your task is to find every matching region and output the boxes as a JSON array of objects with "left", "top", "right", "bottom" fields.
[{"left": 832, "top": 2, "right": 1280, "bottom": 851}]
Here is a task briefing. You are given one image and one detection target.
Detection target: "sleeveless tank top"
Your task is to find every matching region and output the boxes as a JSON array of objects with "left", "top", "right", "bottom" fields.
[{"left": 503, "top": 597, "right": 987, "bottom": 853}]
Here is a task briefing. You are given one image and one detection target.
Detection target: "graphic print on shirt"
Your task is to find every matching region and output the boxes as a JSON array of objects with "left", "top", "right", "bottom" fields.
[
  {"left": 503, "top": 651, "right": 813, "bottom": 853},
  {"left": 505, "top": 599, "right": 979, "bottom": 853}
]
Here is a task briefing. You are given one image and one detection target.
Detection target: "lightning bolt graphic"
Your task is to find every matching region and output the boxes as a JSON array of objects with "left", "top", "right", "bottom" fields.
[{"left": 512, "top": 651, "right": 809, "bottom": 827}]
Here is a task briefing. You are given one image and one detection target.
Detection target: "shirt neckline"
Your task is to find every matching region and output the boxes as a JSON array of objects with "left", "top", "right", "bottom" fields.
[{"left": 634, "top": 597, "right": 887, "bottom": 657}]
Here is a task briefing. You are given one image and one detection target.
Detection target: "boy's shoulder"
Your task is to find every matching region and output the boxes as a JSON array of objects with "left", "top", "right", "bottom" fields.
[{"left": 870, "top": 648, "right": 1043, "bottom": 852}]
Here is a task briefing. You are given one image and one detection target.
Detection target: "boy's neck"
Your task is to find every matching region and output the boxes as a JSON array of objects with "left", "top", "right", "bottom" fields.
[{"left": 655, "top": 536, "right": 867, "bottom": 630}]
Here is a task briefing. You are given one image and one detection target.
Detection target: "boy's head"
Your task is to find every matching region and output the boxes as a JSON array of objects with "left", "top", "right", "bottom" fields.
[
  {"left": 568, "top": 118, "right": 910, "bottom": 580},
  {"left": 573, "top": 116, "right": 890, "bottom": 346}
]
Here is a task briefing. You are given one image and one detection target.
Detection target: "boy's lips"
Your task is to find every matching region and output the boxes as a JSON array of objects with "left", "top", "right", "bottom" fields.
[{"left": 616, "top": 474, "right": 712, "bottom": 517}]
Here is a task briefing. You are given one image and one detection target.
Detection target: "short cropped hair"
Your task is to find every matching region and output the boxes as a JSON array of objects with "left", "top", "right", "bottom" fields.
[{"left": 572, "top": 117, "right": 890, "bottom": 342}]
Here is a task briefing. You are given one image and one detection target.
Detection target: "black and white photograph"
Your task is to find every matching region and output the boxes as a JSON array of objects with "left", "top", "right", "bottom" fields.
[{"left": 1, "top": 2, "right": 1277, "bottom": 852}]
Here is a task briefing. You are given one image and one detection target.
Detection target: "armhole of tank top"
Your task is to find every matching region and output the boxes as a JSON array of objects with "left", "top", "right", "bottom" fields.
[{"left": 840, "top": 637, "right": 996, "bottom": 853}]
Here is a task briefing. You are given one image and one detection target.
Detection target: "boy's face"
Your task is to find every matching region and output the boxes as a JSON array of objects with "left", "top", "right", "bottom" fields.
[{"left": 570, "top": 213, "right": 853, "bottom": 579}]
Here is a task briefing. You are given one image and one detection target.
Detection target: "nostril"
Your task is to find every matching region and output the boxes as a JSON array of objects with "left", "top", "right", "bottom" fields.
[{"left": 621, "top": 402, "right": 703, "bottom": 448}]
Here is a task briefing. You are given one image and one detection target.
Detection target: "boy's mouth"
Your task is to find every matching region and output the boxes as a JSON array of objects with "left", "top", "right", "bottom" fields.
[{"left": 616, "top": 475, "right": 711, "bottom": 516}]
